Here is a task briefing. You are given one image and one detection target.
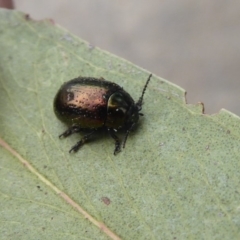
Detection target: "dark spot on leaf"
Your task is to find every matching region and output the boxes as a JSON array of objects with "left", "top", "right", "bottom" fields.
[
  {"left": 25, "top": 14, "right": 30, "bottom": 20},
  {"left": 101, "top": 197, "right": 111, "bottom": 205}
]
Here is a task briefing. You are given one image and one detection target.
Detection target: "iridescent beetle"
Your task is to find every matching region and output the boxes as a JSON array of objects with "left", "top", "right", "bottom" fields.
[{"left": 53, "top": 74, "right": 152, "bottom": 155}]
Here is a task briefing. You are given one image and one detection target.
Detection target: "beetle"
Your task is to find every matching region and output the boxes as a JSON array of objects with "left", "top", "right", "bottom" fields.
[{"left": 53, "top": 74, "right": 152, "bottom": 155}]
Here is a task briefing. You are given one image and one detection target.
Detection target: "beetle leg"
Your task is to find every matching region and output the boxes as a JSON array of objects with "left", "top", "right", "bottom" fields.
[
  {"left": 122, "top": 123, "right": 135, "bottom": 149},
  {"left": 108, "top": 129, "right": 121, "bottom": 155},
  {"left": 59, "top": 125, "right": 83, "bottom": 138},
  {"left": 69, "top": 130, "right": 96, "bottom": 153}
]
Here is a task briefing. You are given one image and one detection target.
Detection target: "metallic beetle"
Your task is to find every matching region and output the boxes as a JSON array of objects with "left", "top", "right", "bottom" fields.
[{"left": 53, "top": 74, "right": 152, "bottom": 155}]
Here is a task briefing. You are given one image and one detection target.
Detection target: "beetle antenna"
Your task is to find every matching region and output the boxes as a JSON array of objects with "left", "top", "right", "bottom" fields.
[{"left": 136, "top": 74, "right": 152, "bottom": 109}]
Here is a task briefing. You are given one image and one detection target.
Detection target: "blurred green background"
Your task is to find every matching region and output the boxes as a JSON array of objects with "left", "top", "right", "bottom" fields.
[{"left": 15, "top": 0, "right": 240, "bottom": 115}]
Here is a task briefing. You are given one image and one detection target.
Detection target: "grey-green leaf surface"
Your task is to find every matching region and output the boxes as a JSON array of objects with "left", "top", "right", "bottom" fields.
[{"left": 0, "top": 9, "right": 240, "bottom": 240}]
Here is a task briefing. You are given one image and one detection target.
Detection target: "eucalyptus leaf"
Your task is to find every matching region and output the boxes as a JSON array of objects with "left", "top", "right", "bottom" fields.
[{"left": 0, "top": 9, "right": 240, "bottom": 240}]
